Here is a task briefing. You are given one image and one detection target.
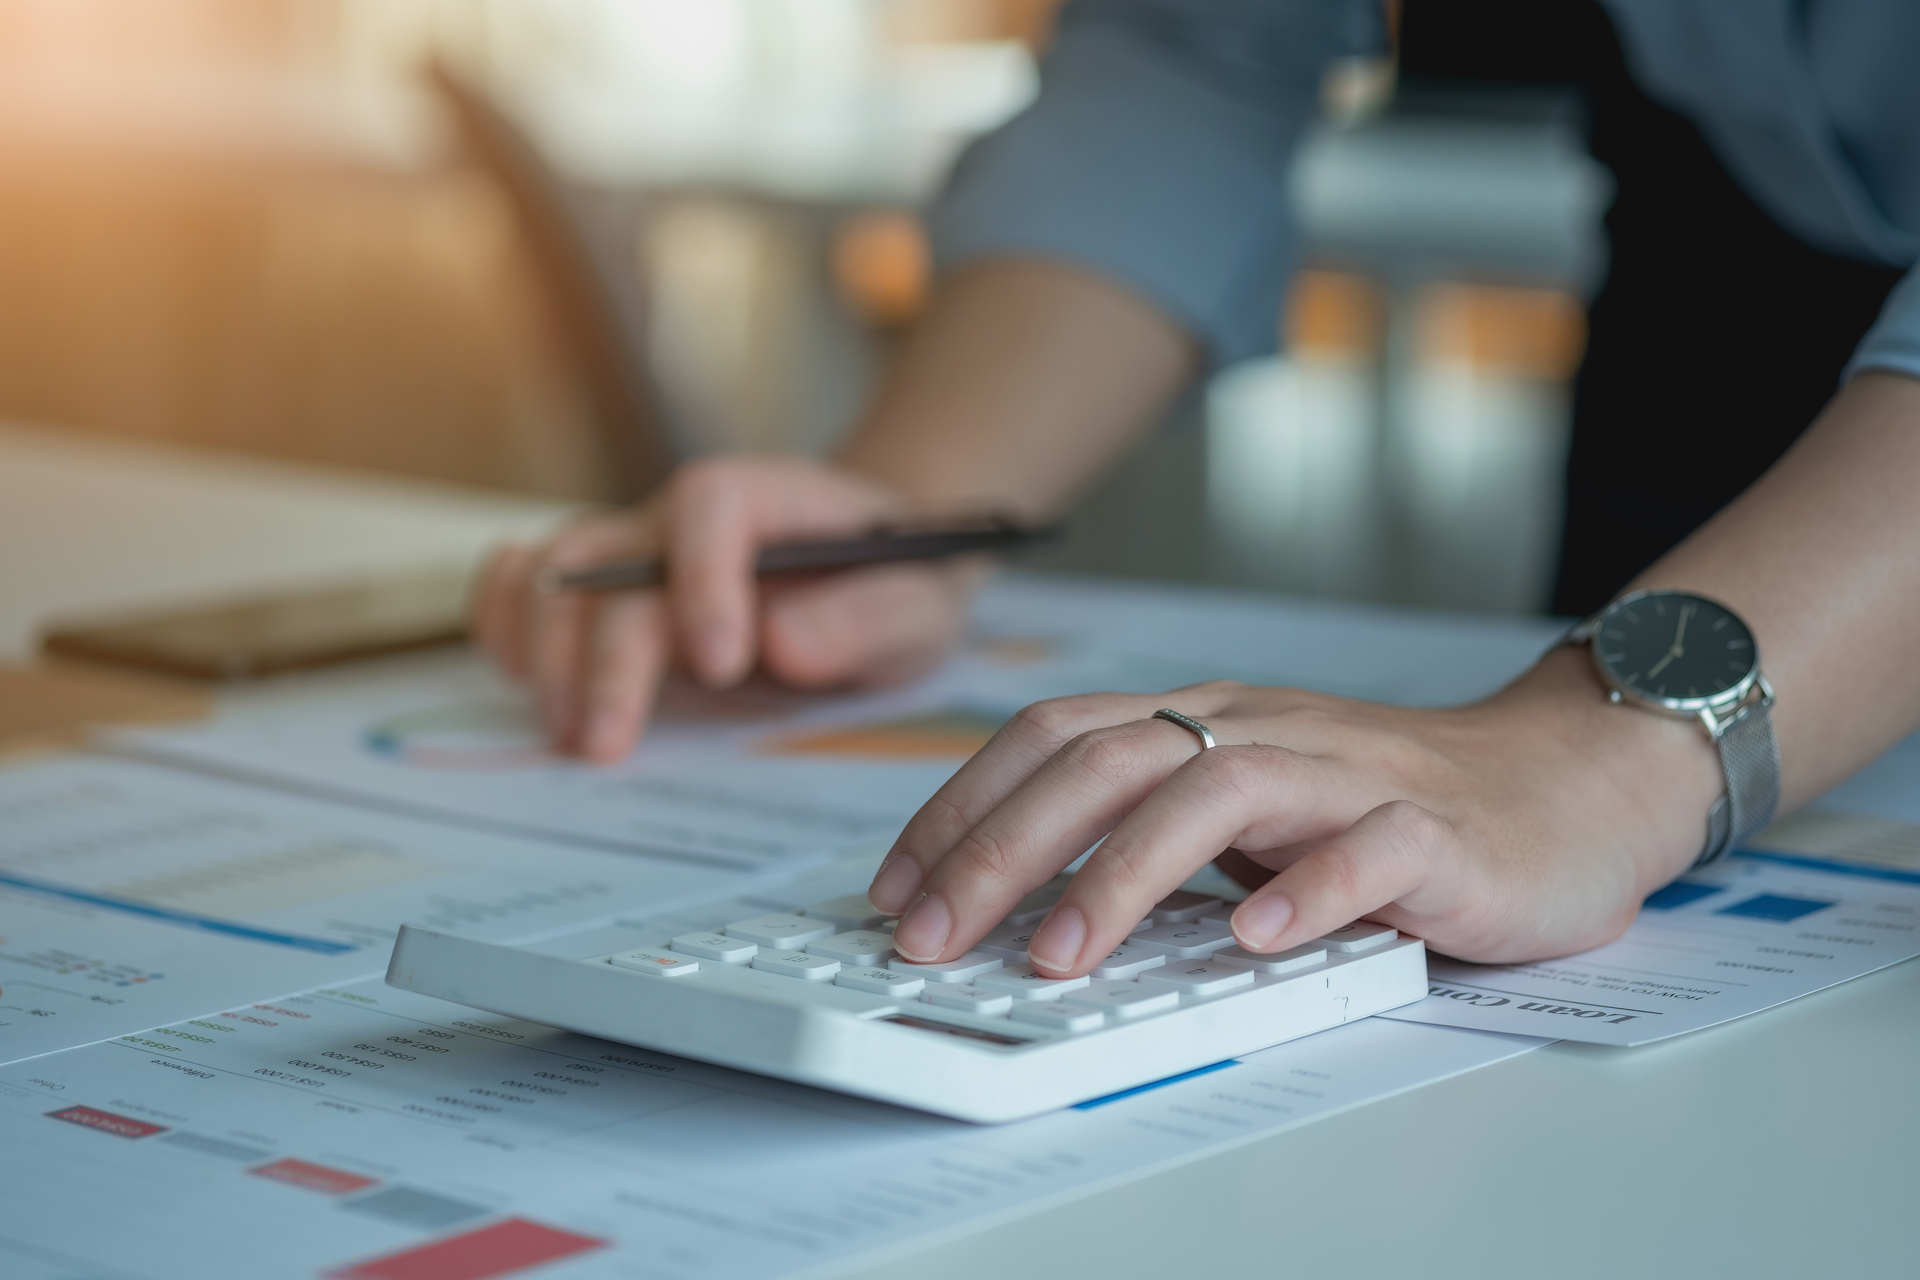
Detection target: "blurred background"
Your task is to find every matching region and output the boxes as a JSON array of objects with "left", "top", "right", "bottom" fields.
[{"left": 0, "top": 0, "right": 1607, "bottom": 617}]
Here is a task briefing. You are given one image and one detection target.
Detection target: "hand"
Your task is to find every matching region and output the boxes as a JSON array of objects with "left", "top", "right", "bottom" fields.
[
  {"left": 867, "top": 647, "right": 1725, "bottom": 970},
  {"left": 471, "top": 455, "right": 983, "bottom": 762}
]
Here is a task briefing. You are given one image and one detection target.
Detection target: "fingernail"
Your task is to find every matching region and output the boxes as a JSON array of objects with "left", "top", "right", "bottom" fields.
[
  {"left": 892, "top": 892, "right": 952, "bottom": 963},
  {"left": 1233, "top": 893, "right": 1294, "bottom": 952},
  {"left": 1027, "top": 906, "right": 1086, "bottom": 974},
  {"left": 868, "top": 851, "right": 924, "bottom": 914}
]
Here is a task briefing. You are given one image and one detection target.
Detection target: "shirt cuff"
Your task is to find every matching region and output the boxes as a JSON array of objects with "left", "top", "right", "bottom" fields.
[{"left": 1845, "top": 265, "right": 1920, "bottom": 384}]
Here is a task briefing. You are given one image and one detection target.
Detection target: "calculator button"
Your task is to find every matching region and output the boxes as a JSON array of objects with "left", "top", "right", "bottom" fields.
[
  {"left": 1131, "top": 922, "right": 1235, "bottom": 959},
  {"left": 724, "top": 914, "right": 835, "bottom": 948},
  {"left": 1088, "top": 944, "right": 1168, "bottom": 979},
  {"left": 1199, "top": 908, "right": 1236, "bottom": 929},
  {"left": 973, "top": 963, "right": 1092, "bottom": 1001},
  {"left": 1211, "top": 943, "right": 1326, "bottom": 975},
  {"left": 888, "top": 951, "right": 1004, "bottom": 983},
  {"left": 1010, "top": 1002, "right": 1105, "bottom": 1033},
  {"left": 751, "top": 950, "right": 841, "bottom": 981},
  {"left": 1316, "top": 922, "right": 1398, "bottom": 953},
  {"left": 975, "top": 925, "right": 1039, "bottom": 960},
  {"left": 836, "top": 965, "right": 925, "bottom": 997},
  {"left": 607, "top": 948, "right": 701, "bottom": 977},
  {"left": 801, "top": 894, "right": 889, "bottom": 931},
  {"left": 1150, "top": 890, "right": 1224, "bottom": 924},
  {"left": 806, "top": 930, "right": 897, "bottom": 966},
  {"left": 1136, "top": 960, "right": 1254, "bottom": 997},
  {"left": 1003, "top": 887, "right": 1065, "bottom": 926},
  {"left": 922, "top": 985, "right": 1014, "bottom": 1015},
  {"left": 1062, "top": 981, "right": 1180, "bottom": 1018},
  {"left": 670, "top": 932, "right": 758, "bottom": 963}
]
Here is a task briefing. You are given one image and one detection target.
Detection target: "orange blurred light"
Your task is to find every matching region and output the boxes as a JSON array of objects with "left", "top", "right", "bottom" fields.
[
  {"left": 1284, "top": 269, "right": 1386, "bottom": 360},
  {"left": 1417, "top": 281, "right": 1587, "bottom": 380},
  {"left": 831, "top": 209, "right": 930, "bottom": 328}
]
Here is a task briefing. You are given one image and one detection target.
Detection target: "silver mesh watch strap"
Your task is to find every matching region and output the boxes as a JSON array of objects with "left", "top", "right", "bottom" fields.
[{"left": 1695, "top": 696, "right": 1781, "bottom": 869}]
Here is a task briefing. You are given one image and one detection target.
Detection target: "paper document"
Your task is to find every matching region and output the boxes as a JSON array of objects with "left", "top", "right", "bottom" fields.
[
  {"left": 0, "top": 973, "right": 1540, "bottom": 1280},
  {"left": 1385, "top": 827, "right": 1920, "bottom": 1045},
  {"left": 0, "top": 756, "right": 741, "bottom": 1064},
  {"left": 114, "top": 576, "right": 1562, "bottom": 872}
]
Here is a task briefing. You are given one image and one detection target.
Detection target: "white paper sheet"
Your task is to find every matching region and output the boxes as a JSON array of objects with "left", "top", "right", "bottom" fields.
[
  {"left": 0, "top": 975, "right": 1541, "bottom": 1280},
  {"left": 111, "top": 576, "right": 1566, "bottom": 871},
  {"left": 1384, "top": 844, "right": 1920, "bottom": 1045},
  {"left": 0, "top": 756, "right": 743, "bottom": 1064}
]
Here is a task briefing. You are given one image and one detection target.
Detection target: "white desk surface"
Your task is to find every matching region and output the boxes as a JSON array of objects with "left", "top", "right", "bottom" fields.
[{"left": 4, "top": 423, "right": 1915, "bottom": 1278}]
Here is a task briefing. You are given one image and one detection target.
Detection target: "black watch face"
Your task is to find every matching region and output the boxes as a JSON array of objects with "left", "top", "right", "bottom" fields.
[{"left": 1593, "top": 592, "right": 1755, "bottom": 706}]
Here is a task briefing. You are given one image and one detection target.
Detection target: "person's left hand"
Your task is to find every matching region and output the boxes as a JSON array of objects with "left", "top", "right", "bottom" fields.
[{"left": 866, "top": 650, "right": 1725, "bottom": 972}]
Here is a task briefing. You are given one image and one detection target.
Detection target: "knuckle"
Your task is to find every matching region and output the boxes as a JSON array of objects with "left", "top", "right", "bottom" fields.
[
  {"left": 1271, "top": 703, "right": 1343, "bottom": 741},
  {"left": 668, "top": 459, "right": 747, "bottom": 517},
  {"left": 1315, "top": 845, "right": 1373, "bottom": 902},
  {"left": 1189, "top": 743, "right": 1290, "bottom": 799},
  {"left": 949, "top": 825, "right": 1027, "bottom": 889},
  {"left": 1376, "top": 799, "right": 1451, "bottom": 853},
  {"left": 1086, "top": 846, "right": 1154, "bottom": 896},
  {"left": 1056, "top": 725, "right": 1146, "bottom": 786},
  {"left": 917, "top": 788, "right": 972, "bottom": 835},
  {"left": 1009, "top": 697, "right": 1085, "bottom": 747}
]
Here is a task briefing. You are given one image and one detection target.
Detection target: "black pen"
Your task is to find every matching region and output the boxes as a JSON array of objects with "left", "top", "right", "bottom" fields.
[{"left": 538, "top": 518, "right": 1060, "bottom": 593}]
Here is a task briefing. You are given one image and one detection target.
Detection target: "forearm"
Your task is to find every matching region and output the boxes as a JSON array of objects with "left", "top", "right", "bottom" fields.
[
  {"left": 1624, "top": 371, "right": 1920, "bottom": 808},
  {"left": 835, "top": 258, "right": 1199, "bottom": 519},
  {"left": 1458, "top": 371, "right": 1920, "bottom": 899}
]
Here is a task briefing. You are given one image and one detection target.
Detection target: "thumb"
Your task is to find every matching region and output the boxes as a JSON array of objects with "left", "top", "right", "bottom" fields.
[{"left": 759, "top": 563, "right": 975, "bottom": 689}]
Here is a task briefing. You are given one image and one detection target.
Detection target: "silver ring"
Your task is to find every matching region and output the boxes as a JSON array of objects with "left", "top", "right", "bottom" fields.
[{"left": 1152, "top": 708, "right": 1215, "bottom": 750}]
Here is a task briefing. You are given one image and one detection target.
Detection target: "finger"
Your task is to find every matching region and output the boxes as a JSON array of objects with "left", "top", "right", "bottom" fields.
[
  {"left": 667, "top": 457, "right": 907, "bottom": 688},
  {"left": 888, "top": 716, "right": 1202, "bottom": 963},
  {"left": 530, "top": 586, "right": 595, "bottom": 751},
  {"left": 759, "top": 562, "right": 972, "bottom": 689},
  {"left": 665, "top": 463, "right": 764, "bottom": 686},
  {"left": 471, "top": 544, "right": 539, "bottom": 682},
  {"left": 868, "top": 692, "right": 1194, "bottom": 915},
  {"left": 577, "top": 589, "right": 671, "bottom": 763},
  {"left": 1228, "top": 799, "right": 1453, "bottom": 954},
  {"left": 527, "top": 516, "right": 659, "bottom": 751},
  {"left": 1027, "top": 743, "right": 1373, "bottom": 976}
]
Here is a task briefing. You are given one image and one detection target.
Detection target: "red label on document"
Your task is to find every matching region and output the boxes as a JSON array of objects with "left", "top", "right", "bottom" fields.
[
  {"left": 46, "top": 1105, "right": 168, "bottom": 1139},
  {"left": 329, "top": 1217, "right": 608, "bottom": 1280},
  {"left": 250, "top": 1157, "right": 380, "bottom": 1195}
]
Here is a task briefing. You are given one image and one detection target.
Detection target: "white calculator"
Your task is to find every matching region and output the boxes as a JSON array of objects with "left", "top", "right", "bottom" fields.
[{"left": 388, "top": 869, "right": 1426, "bottom": 1123}]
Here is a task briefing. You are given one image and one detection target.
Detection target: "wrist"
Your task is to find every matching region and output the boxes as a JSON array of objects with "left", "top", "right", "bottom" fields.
[{"left": 1486, "top": 644, "right": 1726, "bottom": 889}]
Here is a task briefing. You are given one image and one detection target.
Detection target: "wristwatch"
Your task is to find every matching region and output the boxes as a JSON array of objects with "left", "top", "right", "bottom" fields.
[{"left": 1566, "top": 589, "right": 1779, "bottom": 869}]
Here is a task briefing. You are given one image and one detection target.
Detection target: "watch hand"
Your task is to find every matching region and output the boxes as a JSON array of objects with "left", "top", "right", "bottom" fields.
[
  {"left": 1673, "top": 604, "right": 1692, "bottom": 651},
  {"left": 1647, "top": 649, "right": 1678, "bottom": 678}
]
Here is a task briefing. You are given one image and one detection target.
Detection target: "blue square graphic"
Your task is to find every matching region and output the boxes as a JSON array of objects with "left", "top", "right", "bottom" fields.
[
  {"left": 1643, "top": 882, "right": 1723, "bottom": 911},
  {"left": 1716, "top": 893, "right": 1836, "bottom": 923}
]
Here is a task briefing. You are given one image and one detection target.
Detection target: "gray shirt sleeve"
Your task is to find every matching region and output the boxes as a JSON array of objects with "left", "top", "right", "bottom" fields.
[{"left": 928, "top": 0, "right": 1383, "bottom": 369}]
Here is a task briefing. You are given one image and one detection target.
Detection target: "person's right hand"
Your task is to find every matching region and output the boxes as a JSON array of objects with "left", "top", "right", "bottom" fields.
[{"left": 470, "top": 455, "right": 984, "bottom": 763}]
